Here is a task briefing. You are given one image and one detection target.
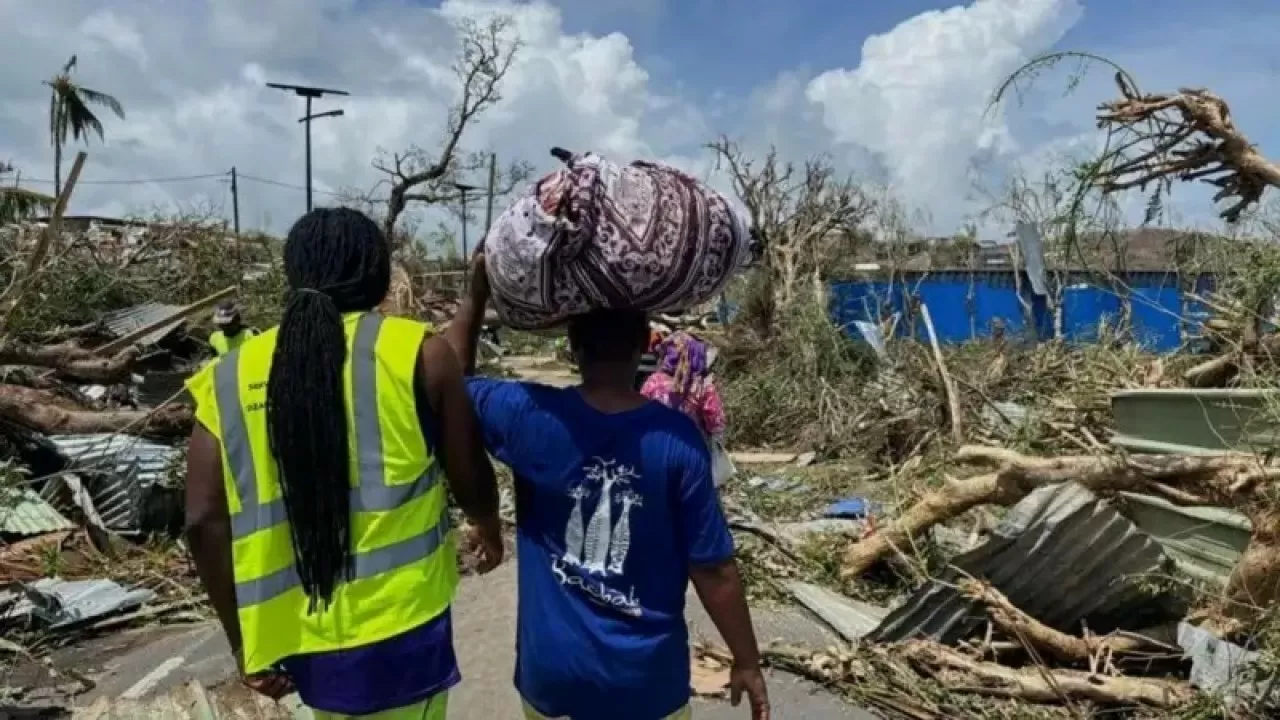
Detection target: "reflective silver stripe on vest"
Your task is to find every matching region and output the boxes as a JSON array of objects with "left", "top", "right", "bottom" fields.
[
  {"left": 215, "top": 350, "right": 288, "bottom": 539},
  {"left": 234, "top": 513, "right": 452, "bottom": 606},
  {"left": 213, "top": 313, "right": 445, "bottom": 607},
  {"left": 350, "top": 313, "right": 437, "bottom": 511}
]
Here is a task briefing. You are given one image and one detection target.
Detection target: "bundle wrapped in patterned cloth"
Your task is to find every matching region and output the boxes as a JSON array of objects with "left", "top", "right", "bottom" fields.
[{"left": 482, "top": 150, "right": 750, "bottom": 330}]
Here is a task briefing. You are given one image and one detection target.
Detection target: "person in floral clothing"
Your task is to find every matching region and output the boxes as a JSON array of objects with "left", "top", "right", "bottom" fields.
[{"left": 641, "top": 332, "right": 734, "bottom": 485}]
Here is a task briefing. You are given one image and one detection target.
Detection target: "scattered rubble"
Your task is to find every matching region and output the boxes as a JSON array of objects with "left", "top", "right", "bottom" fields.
[
  {"left": 0, "top": 163, "right": 252, "bottom": 716},
  {"left": 7, "top": 162, "right": 1280, "bottom": 718}
]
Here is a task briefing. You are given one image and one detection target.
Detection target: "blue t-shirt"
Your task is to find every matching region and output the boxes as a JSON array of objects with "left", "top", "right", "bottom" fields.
[{"left": 468, "top": 379, "right": 735, "bottom": 720}]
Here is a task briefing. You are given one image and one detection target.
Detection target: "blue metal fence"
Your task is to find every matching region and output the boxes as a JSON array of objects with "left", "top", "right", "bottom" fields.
[{"left": 829, "top": 271, "right": 1216, "bottom": 352}]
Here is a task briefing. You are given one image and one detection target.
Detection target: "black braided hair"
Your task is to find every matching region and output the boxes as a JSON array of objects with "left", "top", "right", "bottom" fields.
[{"left": 265, "top": 207, "right": 391, "bottom": 612}]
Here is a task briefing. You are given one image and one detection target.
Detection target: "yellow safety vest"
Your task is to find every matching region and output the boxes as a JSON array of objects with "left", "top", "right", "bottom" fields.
[
  {"left": 185, "top": 312, "right": 456, "bottom": 674},
  {"left": 209, "top": 328, "right": 258, "bottom": 356}
]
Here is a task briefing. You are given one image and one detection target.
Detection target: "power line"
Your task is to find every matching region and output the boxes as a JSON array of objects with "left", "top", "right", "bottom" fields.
[
  {"left": 236, "top": 172, "right": 347, "bottom": 198},
  {"left": 9, "top": 168, "right": 351, "bottom": 199},
  {"left": 15, "top": 172, "right": 229, "bottom": 186}
]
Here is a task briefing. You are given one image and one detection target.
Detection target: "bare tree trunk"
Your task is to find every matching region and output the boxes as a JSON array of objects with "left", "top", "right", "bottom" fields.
[
  {"left": 0, "top": 341, "right": 139, "bottom": 383},
  {"left": 0, "top": 384, "right": 192, "bottom": 438}
]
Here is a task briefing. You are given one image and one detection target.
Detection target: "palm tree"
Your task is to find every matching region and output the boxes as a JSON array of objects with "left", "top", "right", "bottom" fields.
[{"left": 46, "top": 55, "right": 124, "bottom": 197}]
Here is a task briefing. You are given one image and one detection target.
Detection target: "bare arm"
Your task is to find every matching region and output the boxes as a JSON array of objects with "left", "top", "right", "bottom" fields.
[
  {"left": 184, "top": 424, "right": 242, "bottom": 662},
  {"left": 417, "top": 335, "right": 500, "bottom": 527},
  {"left": 690, "top": 561, "right": 760, "bottom": 668},
  {"left": 443, "top": 255, "right": 490, "bottom": 376}
]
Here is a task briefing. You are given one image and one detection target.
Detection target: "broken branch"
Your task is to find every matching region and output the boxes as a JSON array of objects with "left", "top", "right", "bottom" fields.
[
  {"left": 1094, "top": 73, "right": 1280, "bottom": 222},
  {"left": 920, "top": 304, "right": 963, "bottom": 445},
  {"left": 0, "top": 384, "right": 192, "bottom": 438},
  {"left": 958, "top": 579, "right": 1175, "bottom": 665},
  {"left": 899, "top": 640, "right": 1192, "bottom": 708},
  {"left": 841, "top": 446, "right": 1269, "bottom": 579},
  {"left": 0, "top": 340, "right": 139, "bottom": 383}
]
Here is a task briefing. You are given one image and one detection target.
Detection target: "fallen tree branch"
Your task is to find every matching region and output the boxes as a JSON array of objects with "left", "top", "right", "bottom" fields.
[
  {"left": 29, "top": 319, "right": 106, "bottom": 345},
  {"left": 0, "top": 384, "right": 192, "bottom": 438},
  {"left": 1183, "top": 351, "right": 1240, "bottom": 388},
  {"left": 843, "top": 445, "right": 1280, "bottom": 632},
  {"left": 0, "top": 340, "right": 139, "bottom": 383},
  {"left": 958, "top": 579, "right": 1176, "bottom": 666},
  {"left": 1095, "top": 73, "right": 1280, "bottom": 222},
  {"left": 841, "top": 446, "right": 1266, "bottom": 579},
  {"left": 898, "top": 640, "right": 1192, "bottom": 708}
]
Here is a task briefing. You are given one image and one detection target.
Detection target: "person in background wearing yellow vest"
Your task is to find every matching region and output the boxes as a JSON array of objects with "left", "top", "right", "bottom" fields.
[
  {"left": 183, "top": 208, "right": 504, "bottom": 719},
  {"left": 209, "top": 301, "right": 258, "bottom": 356}
]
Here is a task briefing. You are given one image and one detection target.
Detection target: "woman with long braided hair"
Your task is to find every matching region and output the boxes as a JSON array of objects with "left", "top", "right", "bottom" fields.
[{"left": 185, "top": 208, "right": 503, "bottom": 719}]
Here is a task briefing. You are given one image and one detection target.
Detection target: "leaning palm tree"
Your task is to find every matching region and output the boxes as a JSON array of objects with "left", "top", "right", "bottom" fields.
[{"left": 46, "top": 55, "right": 124, "bottom": 197}]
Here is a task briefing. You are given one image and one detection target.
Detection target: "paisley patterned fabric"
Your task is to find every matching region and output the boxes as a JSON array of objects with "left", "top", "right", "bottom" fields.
[{"left": 482, "top": 152, "right": 750, "bottom": 330}]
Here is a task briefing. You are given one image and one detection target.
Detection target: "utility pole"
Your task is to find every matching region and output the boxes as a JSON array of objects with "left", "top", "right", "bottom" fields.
[
  {"left": 230, "top": 167, "right": 240, "bottom": 235},
  {"left": 455, "top": 181, "right": 482, "bottom": 290},
  {"left": 484, "top": 152, "right": 497, "bottom": 236},
  {"left": 455, "top": 182, "right": 483, "bottom": 258},
  {"left": 265, "top": 82, "right": 349, "bottom": 212}
]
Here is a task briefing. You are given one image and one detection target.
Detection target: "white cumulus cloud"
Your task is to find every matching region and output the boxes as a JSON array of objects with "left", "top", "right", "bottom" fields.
[
  {"left": 0, "top": 0, "right": 704, "bottom": 236},
  {"left": 804, "top": 0, "right": 1084, "bottom": 231}
]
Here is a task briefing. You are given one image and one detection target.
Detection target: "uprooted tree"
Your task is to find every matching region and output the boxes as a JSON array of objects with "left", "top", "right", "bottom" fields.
[
  {"left": 372, "top": 16, "right": 533, "bottom": 246},
  {"left": 709, "top": 138, "right": 873, "bottom": 331}
]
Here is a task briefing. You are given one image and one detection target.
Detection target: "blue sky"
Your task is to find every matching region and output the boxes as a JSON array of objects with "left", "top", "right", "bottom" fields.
[{"left": 3, "top": 0, "right": 1279, "bottom": 236}]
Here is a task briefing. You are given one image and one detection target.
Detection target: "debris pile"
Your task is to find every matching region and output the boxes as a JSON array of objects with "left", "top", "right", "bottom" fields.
[
  {"left": 712, "top": 293, "right": 1280, "bottom": 717},
  {"left": 0, "top": 162, "right": 272, "bottom": 715}
]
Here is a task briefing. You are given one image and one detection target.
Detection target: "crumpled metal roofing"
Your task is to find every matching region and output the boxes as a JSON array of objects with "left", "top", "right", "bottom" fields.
[
  {"left": 102, "top": 302, "right": 186, "bottom": 347},
  {"left": 870, "top": 481, "right": 1172, "bottom": 644},
  {"left": 0, "top": 577, "right": 155, "bottom": 629},
  {"left": 75, "top": 681, "right": 313, "bottom": 719},
  {"left": 0, "top": 486, "right": 75, "bottom": 535},
  {"left": 46, "top": 434, "right": 182, "bottom": 532}
]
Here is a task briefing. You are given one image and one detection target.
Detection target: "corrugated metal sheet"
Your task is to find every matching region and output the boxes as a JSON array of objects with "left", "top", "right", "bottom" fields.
[
  {"left": 102, "top": 302, "right": 186, "bottom": 347},
  {"left": 1111, "top": 388, "right": 1280, "bottom": 453},
  {"left": 1108, "top": 389, "right": 1257, "bottom": 584},
  {"left": 787, "top": 581, "right": 889, "bottom": 642},
  {"left": 870, "top": 482, "right": 1171, "bottom": 644},
  {"left": 46, "top": 434, "right": 182, "bottom": 532},
  {"left": 50, "top": 434, "right": 180, "bottom": 482},
  {"left": 0, "top": 486, "right": 75, "bottom": 535},
  {"left": 1118, "top": 492, "right": 1251, "bottom": 585},
  {"left": 0, "top": 578, "right": 155, "bottom": 628},
  {"left": 75, "top": 681, "right": 313, "bottom": 719}
]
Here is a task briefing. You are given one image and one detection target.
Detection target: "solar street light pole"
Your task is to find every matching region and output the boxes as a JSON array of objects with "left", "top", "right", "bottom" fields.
[{"left": 265, "top": 82, "right": 350, "bottom": 212}]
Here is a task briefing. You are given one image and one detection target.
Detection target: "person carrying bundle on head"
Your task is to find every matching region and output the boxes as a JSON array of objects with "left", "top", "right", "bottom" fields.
[{"left": 443, "top": 148, "right": 769, "bottom": 720}]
